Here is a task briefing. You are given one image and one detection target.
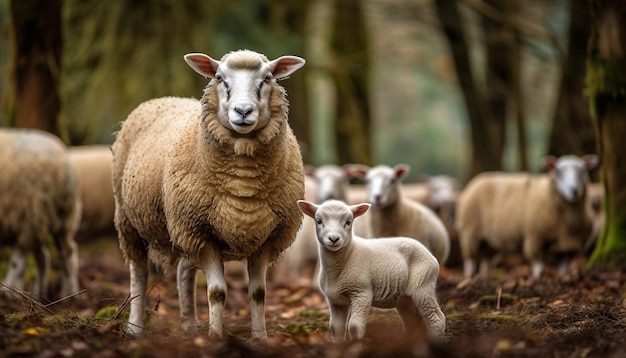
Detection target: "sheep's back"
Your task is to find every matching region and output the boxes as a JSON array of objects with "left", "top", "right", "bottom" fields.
[{"left": 0, "top": 129, "right": 80, "bottom": 248}]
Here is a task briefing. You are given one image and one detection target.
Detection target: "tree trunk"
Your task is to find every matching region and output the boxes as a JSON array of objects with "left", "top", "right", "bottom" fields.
[
  {"left": 586, "top": 0, "right": 626, "bottom": 269},
  {"left": 548, "top": 0, "right": 596, "bottom": 159},
  {"left": 330, "top": 0, "right": 372, "bottom": 165},
  {"left": 433, "top": 0, "right": 500, "bottom": 179},
  {"left": 8, "top": 0, "right": 63, "bottom": 137}
]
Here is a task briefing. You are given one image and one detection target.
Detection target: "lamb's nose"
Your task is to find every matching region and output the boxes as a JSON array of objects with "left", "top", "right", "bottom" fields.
[
  {"left": 329, "top": 236, "right": 340, "bottom": 243},
  {"left": 235, "top": 104, "right": 253, "bottom": 118}
]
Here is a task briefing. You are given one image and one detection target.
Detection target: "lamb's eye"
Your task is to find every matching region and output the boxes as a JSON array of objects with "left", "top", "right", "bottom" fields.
[
  {"left": 345, "top": 220, "right": 352, "bottom": 226},
  {"left": 316, "top": 219, "right": 323, "bottom": 225},
  {"left": 215, "top": 74, "right": 222, "bottom": 82}
]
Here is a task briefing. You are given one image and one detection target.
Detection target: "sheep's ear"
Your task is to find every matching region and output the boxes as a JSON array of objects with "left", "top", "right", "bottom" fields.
[
  {"left": 297, "top": 200, "right": 317, "bottom": 218},
  {"left": 582, "top": 154, "right": 599, "bottom": 170},
  {"left": 269, "top": 56, "right": 305, "bottom": 80},
  {"left": 543, "top": 156, "right": 558, "bottom": 170},
  {"left": 394, "top": 164, "right": 410, "bottom": 180},
  {"left": 184, "top": 53, "right": 221, "bottom": 79},
  {"left": 351, "top": 203, "right": 370, "bottom": 218},
  {"left": 304, "top": 165, "right": 316, "bottom": 177},
  {"left": 345, "top": 164, "right": 369, "bottom": 180}
]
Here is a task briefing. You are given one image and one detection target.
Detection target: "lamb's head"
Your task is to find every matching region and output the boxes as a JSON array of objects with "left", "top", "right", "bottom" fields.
[
  {"left": 298, "top": 199, "right": 370, "bottom": 252},
  {"left": 308, "top": 164, "right": 351, "bottom": 203},
  {"left": 426, "top": 175, "right": 458, "bottom": 210},
  {"left": 544, "top": 154, "right": 599, "bottom": 203},
  {"left": 184, "top": 50, "right": 305, "bottom": 135}
]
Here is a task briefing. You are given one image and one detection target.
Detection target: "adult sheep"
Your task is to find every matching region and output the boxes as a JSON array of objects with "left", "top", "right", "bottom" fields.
[
  {"left": 0, "top": 128, "right": 81, "bottom": 299},
  {"left": 112, "top": 49, "right": 306, "bottom": 338},
  {"left": 456, "top": 154, "right": 599, "bottom": 279},
  {"left": 68, "top": 145, "right": 116, "bottom": 242},
  {"left": 348, "top": 164, "right": 450, "bottom": 265}
]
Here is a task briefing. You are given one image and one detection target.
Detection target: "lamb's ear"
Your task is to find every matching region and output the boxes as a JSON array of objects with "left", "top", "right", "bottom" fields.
[
  {"left": 394, "top": 164, "right": 411, "bottom": 180},
  {"left": 543, "top": 155, "right": 558, "bottom": 170},
  {"left": 345, "top": 164, "right": 369, "bottom": 180},
  {"left": 351, "top": 203, "right": 370, "bottom": 218},
  {"left": 297, "top": 200, "right": 318, "bottom": 218},
  {"left": 270, "top": 56, "right": 305, "bottom": 79},
  {"left": 582, "top": 154, "right": 599, "bottom": 170},
  {"left": 184, "top": 53, "right": 221, "bottom": 79}
]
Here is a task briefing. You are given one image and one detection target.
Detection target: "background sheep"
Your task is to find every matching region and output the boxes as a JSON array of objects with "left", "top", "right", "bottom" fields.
[
  {"left": 298, "top": 199, "right": 446, "bottom": 341},
  {"left": 68, "top": 145, "right": 116, "bottom": 242},
  {"left": 112, "top": 49, "right": 305, "bottom": 338},
  {"left": 0, "top": 128, "right": 81, "bottom": 299},
  {"left": 456, "top": 154, "right": 599, "bottom": 279},
  {"left": 348, "top": 164, "right": 450, "bottom": 265}
]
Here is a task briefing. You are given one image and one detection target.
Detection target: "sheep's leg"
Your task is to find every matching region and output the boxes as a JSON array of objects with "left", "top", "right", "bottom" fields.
[
  {"left": 412, "top": 291, "right": 446, "bottom": 340},
  {"left": 247, "top": 247, "right": 272, "bottom": 340},
  {"left": 198, "top": 245, "right": 227, "bottom": 337},
  {"left": 177, "top": 258, "right": 199, "bottom": 330},
  {"left": 127, "top": 259, "right": 148, "bottom": 335},
  {"left": 55, "top": 235, "right": 79, "bottom": 297},
  {"left": 463, "top": 258, "right": 476, "bottom": 279},
  {"left": 328, "top": 303, "right": 348, "bottom": 342},
  {"left": 32, "top": 244, "right": 51, "bottom": 299},
  {"left": 557, "top": 258, "right": 569, "bottom": 278},
  {"left": 346, "top": 294, "right": 371, "bottom": 340},
  {"left": 4, "top": 246, "right": 28, "bottom": 291},
  {"left": 524, "top": 235, "right": 544, "bottom": 279}
]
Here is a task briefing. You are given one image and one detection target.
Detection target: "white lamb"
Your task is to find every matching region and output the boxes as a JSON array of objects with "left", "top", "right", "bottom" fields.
[
  {"left": 348, "top": 164, "right": 450, "bottom": 265},
  {"left": 297, "top": 199, "right": 446, "bottom": 342},
  {"left": 456, "top": 154, "right": 599, "bottom": 279},
  {"left": 112, "top": 50, "right": 305, "bottom": 338}
]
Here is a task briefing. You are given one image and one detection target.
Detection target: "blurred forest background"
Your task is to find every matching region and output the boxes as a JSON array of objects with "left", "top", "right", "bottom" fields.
[{"left": 0, "top": 0, "right": 598, "bottom": 184}]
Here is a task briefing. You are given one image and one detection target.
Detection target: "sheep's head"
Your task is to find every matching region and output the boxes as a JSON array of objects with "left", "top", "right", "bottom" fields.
[
  {"left": 184, "top": 50, "right": 305, "bottom": 135},
  {"left": 298, "top": 199, "right": 370, "bottom": 252},
  {"left": 310, "top": 165, "right": 352, "bottom": 203},
  {"left": 544, "top": 154, "right": 599, "bottom": 203},
  {"left": 352, "top": 164, "right": 409, "bottom": 208},
  {"left": 425, "top": 175, "right": 458, "bottom": 210}
]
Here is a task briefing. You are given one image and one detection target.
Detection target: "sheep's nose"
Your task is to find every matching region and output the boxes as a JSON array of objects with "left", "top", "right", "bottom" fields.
[
  {"left": 234, "top": 104, "right": 253, "bottom": 118},
  {"left": 328, "top": 236, "right": 340, "bottom": 243}
]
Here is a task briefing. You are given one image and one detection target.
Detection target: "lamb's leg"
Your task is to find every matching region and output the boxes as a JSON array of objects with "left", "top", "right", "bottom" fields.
[
  {"left": 4, "top": 246, "right": 28, "bottom": 291},
  {"left": 463, "top": 258, "right": 476, "bottom": 279},
  {"left": 32, "top": 244, "right": 51, "bottom": 299},
  {"left": 329, "top": 303, "right": 348, "bottom": 342},
  {"left": 346, "top": 293, "right": 371, "bottom": 340},
  {"left": 127, "top": 259, "right": 148, "bottom": 335},
  {"left": 247, "top": 246, "right": 272, "bottom": 340},
  {"left": 557, "top": 258, "right": 569, "bottom": 278},
  {"left": 524, "top": 235, "right": 544, "bottom": 279},
  {"left": 412, "top": 291, "right": 446, "bottom": 340},
  {"left": 396, "top": 296, "right": 420, "bottom": 333},
  {"left": 177, "top": 258, "right": 199, "bottom": 330},
  {"left": 198, "top": 244, "right": 227, "bottom": 337}
]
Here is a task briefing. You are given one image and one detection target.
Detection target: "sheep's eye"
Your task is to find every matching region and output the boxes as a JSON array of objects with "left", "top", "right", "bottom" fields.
[
  {"left": 316, "top": 219, "right": 323, "bottom": 225},
  {"left": 215, "top": 74, "right": 223, "bottom": 82},
  {"left": 345, "top": 220, "right": 352, "bottom": 227}
]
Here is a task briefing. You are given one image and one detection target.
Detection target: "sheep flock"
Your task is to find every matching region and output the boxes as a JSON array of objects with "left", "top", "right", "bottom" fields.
[{"left": 0, "top": 48, "right": 609, "bottom": 347}]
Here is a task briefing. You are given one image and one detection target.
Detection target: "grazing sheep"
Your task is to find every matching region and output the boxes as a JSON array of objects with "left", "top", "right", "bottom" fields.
[
  {"left": 0, "top": 128, "right": 81, "bottom": 298},
  {"left": 68, "top": 145, "right": 116, "bottom": 242},
  {"left": 112, "top": 49, "right": 306, "bottom": 337},
  {"left": 298, "top": 199, "right": 446, "bottom": 341},
  {"left": 348, "top": 164, "right": 450, "bottom": 265},
  {"left": 456, "top": 154, "right": 599, "bottom": 279}
]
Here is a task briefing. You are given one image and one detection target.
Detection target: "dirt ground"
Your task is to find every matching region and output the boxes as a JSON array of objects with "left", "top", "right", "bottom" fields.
[{"left": 1, "top": 237, "right": 625, "bottom": 358}]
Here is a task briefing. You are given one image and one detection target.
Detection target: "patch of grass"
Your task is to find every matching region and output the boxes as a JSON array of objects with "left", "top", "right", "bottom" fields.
[
  {"left": 298, "top": 309, "right": 328, "bottom": 319},
  {"left": 476, "top": 293, "right": 518, "bottom": 308},
  {"left": 42, "top": 311, "right": 89, "bottom": 329},
  {"left": 4, "top": 312, "right": 33, "bottom": 328}
]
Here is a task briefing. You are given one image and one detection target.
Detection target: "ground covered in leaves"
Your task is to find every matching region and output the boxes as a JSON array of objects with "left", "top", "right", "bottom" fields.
[{"left": 1, "top": 237, "right": 625, "bottom": 357}]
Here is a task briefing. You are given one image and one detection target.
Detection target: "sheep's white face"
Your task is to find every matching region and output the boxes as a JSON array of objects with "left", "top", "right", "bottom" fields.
[
  {"left": 428, "top": 175, "right": 458, "bottom": 209},
  {"left": 366, "top": 165, "right": 409, "bottom": 208},
  {"left": 184, "top": 50, "right": 305, "bottom": 135},
  {"left": 547, "top": 155, "right": 598, "bottom": 203},
  {"left": 297, "top": 200, "right": 370, "bottom": 252},
  {"left": 314, "top": 165, "right": 350, "bottom": 203}
]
